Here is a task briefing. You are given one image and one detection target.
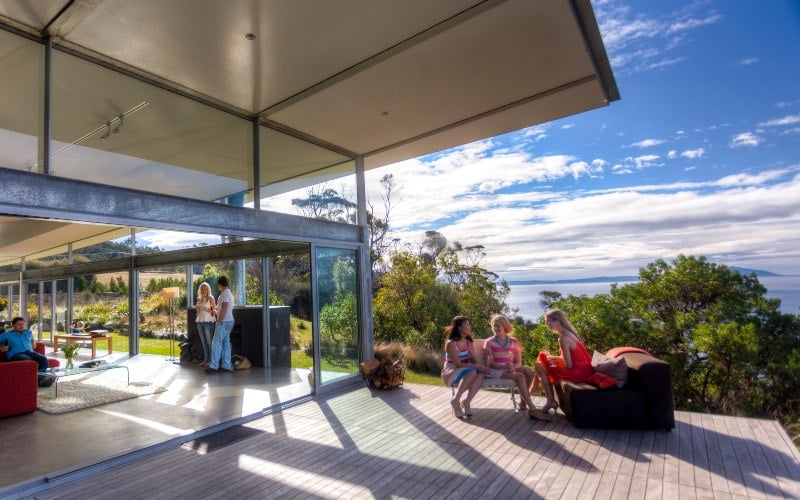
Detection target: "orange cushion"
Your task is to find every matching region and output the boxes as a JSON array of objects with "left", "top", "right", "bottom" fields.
[{"left": 606, "top": 346, "right": 651, "bottom": 358}]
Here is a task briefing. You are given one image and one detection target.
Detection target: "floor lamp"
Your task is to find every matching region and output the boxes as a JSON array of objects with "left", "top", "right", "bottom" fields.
[{"left": 161, "top": 287, "right": 181, "bottom": 362}]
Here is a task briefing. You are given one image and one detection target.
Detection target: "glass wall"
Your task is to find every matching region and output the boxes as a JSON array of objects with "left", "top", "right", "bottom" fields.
[
  {"left": 50, "top": 50, "right": 253, "bottom": 204},
  {"left": 0, "top": 29, "right": 43, "bottom": 173},
  {"left": 259, "top": 126, "right": 356, "bottom": 222},
  {"left": 315, "top": 247, "right": 360, "bottom": 385}
]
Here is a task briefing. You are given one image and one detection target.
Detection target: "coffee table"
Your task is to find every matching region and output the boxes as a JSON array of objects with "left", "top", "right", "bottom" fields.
[
  {"left": 42, "top": 363, "right": 129, "bottom": 398},
  {"left": 53, "top": 333, "right": 113, "bottom": 359}
]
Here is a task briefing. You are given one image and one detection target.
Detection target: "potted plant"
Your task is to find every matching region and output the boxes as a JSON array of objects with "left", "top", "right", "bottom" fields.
[{"left": 61, "top": 343, "right": 80, "bottom": 370}]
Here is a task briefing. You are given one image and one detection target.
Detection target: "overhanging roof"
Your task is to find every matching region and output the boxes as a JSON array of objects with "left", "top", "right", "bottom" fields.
[
  {"left": 0, "top": 0, "right": 617, "bottom": 169},
  {"left": 0, "top": 0, "right": 618, "bottom": 264}
]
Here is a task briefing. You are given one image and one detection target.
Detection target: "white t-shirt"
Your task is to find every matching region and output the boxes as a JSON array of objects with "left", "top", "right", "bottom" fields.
[{"left": 217, "top": 288, "right": 235, "bottom": 322}]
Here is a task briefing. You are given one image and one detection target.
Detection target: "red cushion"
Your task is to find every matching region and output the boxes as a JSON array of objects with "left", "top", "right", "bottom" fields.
[
  {"left": 587, "top": 372, "right": 617, "bottom": 389},
  {"left": 606, "top": 346, "right": 651, "bottom": 358}
]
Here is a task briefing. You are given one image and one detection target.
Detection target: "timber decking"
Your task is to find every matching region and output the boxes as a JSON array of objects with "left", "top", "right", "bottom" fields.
[{"left": 32, "top": 383, "right": 800, "bottom": 499}]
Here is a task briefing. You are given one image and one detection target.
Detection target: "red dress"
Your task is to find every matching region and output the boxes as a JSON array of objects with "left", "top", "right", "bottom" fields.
[{"left": 538, "top": 340, "right": 593, "bottom": 383}]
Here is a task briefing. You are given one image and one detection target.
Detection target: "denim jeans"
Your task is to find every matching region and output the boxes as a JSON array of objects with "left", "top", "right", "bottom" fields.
[
  {"left": 209, "top": 320, "right": 234, "bottom": 370},
  {"left": 196, "top": 321, "right": 215, "bottom": 362},
  {"left": 12, "top": 350, "right": 49, "bottom": 372}
]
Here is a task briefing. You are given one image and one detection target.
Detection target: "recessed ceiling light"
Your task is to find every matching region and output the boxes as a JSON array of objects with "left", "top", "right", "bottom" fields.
[{"left": 245, "top": 33, "right": 256, "bottom": 40}]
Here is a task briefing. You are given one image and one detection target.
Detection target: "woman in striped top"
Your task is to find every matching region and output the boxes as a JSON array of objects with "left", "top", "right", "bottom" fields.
[
  {"left": 441, "top": 316, "right": 489, "bottom": 418},
  {"left": 484, "top": 314, "right": 550, "bottom": 421}
]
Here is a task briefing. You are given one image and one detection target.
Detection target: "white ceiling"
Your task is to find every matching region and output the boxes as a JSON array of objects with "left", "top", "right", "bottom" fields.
[{"left": 0, "top": 0, "right": 617, "bottom": 264}]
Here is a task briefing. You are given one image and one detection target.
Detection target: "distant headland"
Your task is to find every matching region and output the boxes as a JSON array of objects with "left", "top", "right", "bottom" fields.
[{"left": 508, "top": 267, "right": 781, "bottom": 285}]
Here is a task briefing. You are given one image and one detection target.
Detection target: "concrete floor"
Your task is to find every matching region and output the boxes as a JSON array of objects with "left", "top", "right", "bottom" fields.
[{"left": 0, "top": 349, "right": 316, "bottom": 491}]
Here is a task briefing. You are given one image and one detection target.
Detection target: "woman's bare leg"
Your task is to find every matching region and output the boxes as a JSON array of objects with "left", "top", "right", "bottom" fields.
[
  {"left": 535, "top": 361, "right": 557, "bottom": 411},
  {"left": 502, "top": 371, "right": 535, "bottom": 409},
  {"left": 462, "top": 373, "right": 484, "bottom": 414},
  {"left": 451, "top": 371, "right": 476, "bottom": 416}
]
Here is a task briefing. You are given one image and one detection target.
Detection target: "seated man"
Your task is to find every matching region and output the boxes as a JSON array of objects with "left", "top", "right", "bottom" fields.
[
  {"left": 0, "top": 317, "right": 55, "bottom": 387},
  {"left": 71, "top": 320, "right": 85, "bottom": 334}
]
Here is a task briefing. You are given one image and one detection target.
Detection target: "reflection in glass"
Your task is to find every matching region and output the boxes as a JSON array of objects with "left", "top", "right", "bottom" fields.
[
  {"left": 315, "top": 247, "right": 359, "bottom": 384},
  {"left": 259, "top": 127, "right": 356, "bottom": 222},
  {"left": 50, "top": 50, "right": 252, "bottom": 202}
]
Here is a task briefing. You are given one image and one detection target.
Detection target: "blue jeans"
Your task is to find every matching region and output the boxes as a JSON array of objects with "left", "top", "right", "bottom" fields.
[
  {"left": 209, "top": 320, "right": 234, "bottom": 370},
  {"left": 12, "top": 350, "right": 49, "bottom": 372},
  {"left": 196, "top": 321, "right": 215, "bottom": 362}
]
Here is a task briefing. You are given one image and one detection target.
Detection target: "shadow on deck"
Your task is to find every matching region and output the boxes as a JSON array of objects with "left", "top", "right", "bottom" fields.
[{"left": 5, "top": 381, "right": 799, "bottom": 499}]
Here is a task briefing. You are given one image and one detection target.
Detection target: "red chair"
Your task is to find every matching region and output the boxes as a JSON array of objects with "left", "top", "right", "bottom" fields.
[{"left": 0, "top": 356, "right": 38, "bottom": 417}]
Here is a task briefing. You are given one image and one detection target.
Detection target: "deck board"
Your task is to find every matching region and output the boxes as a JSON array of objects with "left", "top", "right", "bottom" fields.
[{"left": 28, "top": 383, "right": 800, "bottom": 499}]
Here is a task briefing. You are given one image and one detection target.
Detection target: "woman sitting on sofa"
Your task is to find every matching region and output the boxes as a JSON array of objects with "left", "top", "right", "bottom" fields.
[{"left": 534, "top": 309, "right": 593, "bottom": 415}]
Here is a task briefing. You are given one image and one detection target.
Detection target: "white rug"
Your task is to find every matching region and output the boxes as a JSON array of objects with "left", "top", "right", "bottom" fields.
[{"left": 37, "top": 372, "right": 166, "bottom": 414}]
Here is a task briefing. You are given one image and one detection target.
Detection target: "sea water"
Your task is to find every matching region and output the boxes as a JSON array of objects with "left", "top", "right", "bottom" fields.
[{"left": 506, "top": 275, "right": 800, "bottom": 322}]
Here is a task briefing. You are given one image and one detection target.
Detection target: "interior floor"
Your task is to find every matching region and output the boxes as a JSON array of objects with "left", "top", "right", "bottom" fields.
[{"left": 0, "top": 348, "right": 316, "bottom": 489}]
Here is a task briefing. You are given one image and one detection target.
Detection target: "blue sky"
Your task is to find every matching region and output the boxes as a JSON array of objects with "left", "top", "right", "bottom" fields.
[{"left": 364, "top": 0, "right": 800, "bottom": 281}]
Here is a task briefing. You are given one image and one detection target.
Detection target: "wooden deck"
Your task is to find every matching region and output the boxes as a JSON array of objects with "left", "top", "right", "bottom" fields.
[{"left": 31, "top": 383, "right": 800, "bottom": 499}]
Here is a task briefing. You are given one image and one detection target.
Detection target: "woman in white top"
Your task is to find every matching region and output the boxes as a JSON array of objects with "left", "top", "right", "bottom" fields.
[{"left": 195, "top": 282, "right": 217, "bottom": 368}]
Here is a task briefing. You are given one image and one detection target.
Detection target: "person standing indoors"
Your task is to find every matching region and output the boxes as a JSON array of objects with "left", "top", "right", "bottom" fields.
[
  {"left": 484, "top": 314, "right": 550, "bottom": 421},
  {"left": 195, "top": 282, "right": 217, "bottom": 368},
  {"left": 441, "top": 316, "right": 489, "bottom": 418},
  {"left": 0, "top": 317, "right": 55, "bottom": 386},
  {"left": 534, "top": 309, "right": 594, "bottom": 415},
  {"left": 205, "top": 276, "right": 234, "bottom": 373}
]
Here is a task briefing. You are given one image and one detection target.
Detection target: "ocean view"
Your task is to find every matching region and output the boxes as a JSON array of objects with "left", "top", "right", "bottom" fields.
[{"left": 506, "top": 275, "right": 800, "bottom": 322}]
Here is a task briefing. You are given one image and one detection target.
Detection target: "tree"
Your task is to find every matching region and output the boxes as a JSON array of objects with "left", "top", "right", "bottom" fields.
[
  {"left": 292, "top": 184, "right": 356, "bottom": 223},
  {"left": 367, "top": 174, "right": 398, "bottom": 280},
  {"left": 552, "top": 254, "right": 800, "bottom": 423},
  {"left": 538, "top": 290, "right": 562, "bottom": 311}
]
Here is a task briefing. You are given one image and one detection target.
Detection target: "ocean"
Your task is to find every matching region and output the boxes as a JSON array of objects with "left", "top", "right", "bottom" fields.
[{"left": 506, "top": 275, "right": 800, "bottom": 322}]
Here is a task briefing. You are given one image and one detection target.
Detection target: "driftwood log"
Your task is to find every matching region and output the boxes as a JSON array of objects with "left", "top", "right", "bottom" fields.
[{"left": 360, "top": 357, "right": 404, "bottom": 389}]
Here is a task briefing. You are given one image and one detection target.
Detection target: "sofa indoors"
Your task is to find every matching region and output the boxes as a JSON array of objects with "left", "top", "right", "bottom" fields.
[
  {"left": 553, "top": 349, "right": 675, "bottom": 430},
  {"left": 0, "top": 341, "right": 60, "bottom": 418},
  {"left": 0, "top": 354, "right": 39, "bottom": 418}
]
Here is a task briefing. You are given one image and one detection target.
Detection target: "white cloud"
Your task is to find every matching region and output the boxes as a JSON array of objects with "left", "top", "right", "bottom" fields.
[
  {"left": 729, "top": 132, "right": 760, "bottom": 148},
  {"left": 561, "top": 123, "right": 575, "bottom": 130},
  {"left": 758, "top": 115, "right": 800, "bottom": 127},
  {"left": 628, "top": 138, "right": 666, "bottom": 148},
  {"left": 680, "top": 148, "right": 705, "bottom": 159},
  {"left": 739, "top": 57, "right": 759, "bottom": 66},
  {"left": 666, "top": 14, "right": 722, "bottom": 34},
  {"left": 781, "top": 127, "right": 800, "bottom": 136},
  {"left": 595, "top": 1, "right": 720, "bottom": 74},
  {"left": 440, "top": 172, "right": 800, "bottom": 281},
  {"left": 667, "top": 150, "right": 677, "bottom": 159}
]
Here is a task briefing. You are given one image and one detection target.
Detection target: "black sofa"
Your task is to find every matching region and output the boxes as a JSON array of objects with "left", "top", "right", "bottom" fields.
[{"left": 554, "top": 350, "right": 675, "bottom": 430}]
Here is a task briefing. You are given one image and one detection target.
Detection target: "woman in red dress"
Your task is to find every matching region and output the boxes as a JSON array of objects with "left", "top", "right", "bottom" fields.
[{"left": 534, "top": 309, "right": 593, "bottom": 415}]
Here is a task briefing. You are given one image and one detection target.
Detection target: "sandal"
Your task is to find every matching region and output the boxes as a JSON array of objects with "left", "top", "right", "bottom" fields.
[
  {"left": 461, "top": 401, "right": 473, "bottom": 417},
  {"left": 518, "top": 400, "right": 528, "bottom": 411},
  {"left": 451, "top": 399, "right": 464, "bottom": 418},
  {"left": 528, "top": 409, "right": 551, "bottom": 421},
  {"left": 541, "top": 401, "right": 559, "bottom": 414}
]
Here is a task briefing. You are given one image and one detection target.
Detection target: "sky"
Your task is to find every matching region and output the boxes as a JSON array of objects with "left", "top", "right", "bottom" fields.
[{"left": 362, "top": 0, "right": 800, "bottom": 281}]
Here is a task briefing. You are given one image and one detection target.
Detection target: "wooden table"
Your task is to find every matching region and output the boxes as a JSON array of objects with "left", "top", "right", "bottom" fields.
[{"left": 53, "top": 333, "right": 112, "bottom": 359}]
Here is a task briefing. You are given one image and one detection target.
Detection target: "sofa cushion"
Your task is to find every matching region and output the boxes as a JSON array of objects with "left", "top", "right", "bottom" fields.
[{"left": 594, "top": 356, "right": 628, "bottom": 388}]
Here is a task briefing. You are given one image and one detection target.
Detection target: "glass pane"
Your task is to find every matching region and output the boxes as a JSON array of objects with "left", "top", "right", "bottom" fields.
[
  {"left": 0, "top": 30, "right": 43, "bottom": 172},
  {"left": 138, "top": 267, "right": 186, "bottom": 358},
  {"left": 51, "top": 50, "right": 252, "bottom": 203},
  {"left": 315, "top": 247, "right": 359, "bottom": 384},
  {"left": 259, "top": 126, "right": 356, "bottom": 223}
]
